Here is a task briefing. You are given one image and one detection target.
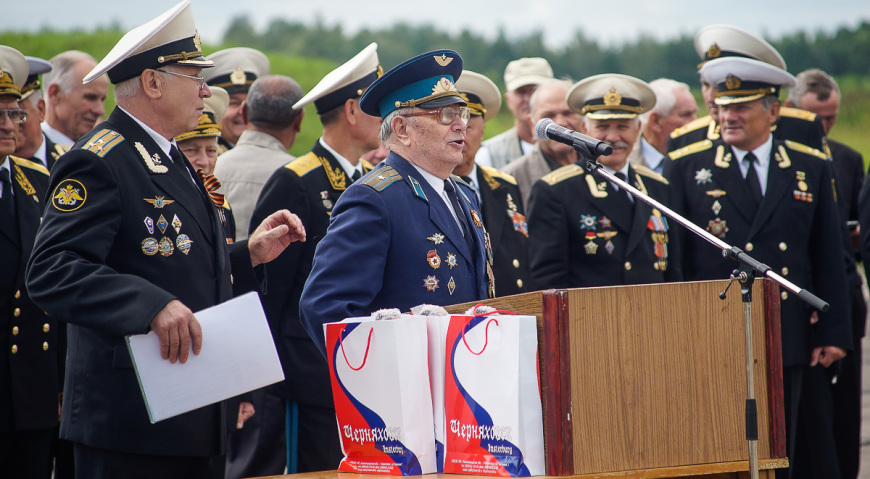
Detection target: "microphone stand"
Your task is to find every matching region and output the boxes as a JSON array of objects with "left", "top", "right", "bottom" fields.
[{"left": 573, "top": 142, "right": 828, "bottom": 479}]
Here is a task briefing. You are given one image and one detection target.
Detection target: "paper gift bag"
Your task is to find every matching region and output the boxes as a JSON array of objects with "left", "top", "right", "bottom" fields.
[
  {"left": 425, "top": 315, "right": 451, "bottom": 472},
  {"left": 325, "top": 315, "right": 436, "bottom": 475},
  {"left": 443, "top": 313, "right": 545, "bottom": 476}
]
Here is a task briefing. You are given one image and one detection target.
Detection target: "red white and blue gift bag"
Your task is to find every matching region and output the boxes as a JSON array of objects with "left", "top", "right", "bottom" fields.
[
  {"left": 443, "top": 313, "right": 545, "bottom": 476},
  {"left": 424, "top": 315, "right": 452, "bottom": 472},
  {"left": 325, "top": 315, "right": 437, "bottom": 475}
]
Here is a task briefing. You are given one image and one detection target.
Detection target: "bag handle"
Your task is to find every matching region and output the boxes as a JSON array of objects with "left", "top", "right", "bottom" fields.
[
  {"left": 462, "top": 317, "right": 499, "bottom": 355},
  {"left": 470, "top": 303, "right": 516, "bottom": 317},
  {"left": 340, "top": 326, "right": 374, "bottom": 371}
]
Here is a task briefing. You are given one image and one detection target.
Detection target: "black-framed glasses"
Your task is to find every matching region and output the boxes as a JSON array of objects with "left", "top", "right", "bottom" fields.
[
  {"left": 401, "top": 106, "right": 470, "bottom": 125},
  {"left": 156, "top": 69, "right": 207, "bottom": 90},
  {"left": 0, "top": 108, "right": 27, "bottom": 124}
]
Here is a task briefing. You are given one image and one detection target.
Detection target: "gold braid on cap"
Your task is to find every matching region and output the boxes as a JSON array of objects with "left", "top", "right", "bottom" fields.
[
  {"left": 394, "top": 77, "right": 461, "bottom": 108},
  {"left": 158, "top": 49, "right": 205, "bottom": 64},
  {"left": 459, "top": 93, "right": 486, "bottom": 116},
  {"left": 715, "top": 87, "right": 776, "bottom": 98}
]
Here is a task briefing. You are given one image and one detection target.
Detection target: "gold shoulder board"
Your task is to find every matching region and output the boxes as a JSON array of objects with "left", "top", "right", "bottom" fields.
[
  {"left": 784, "top": 140, "right": 828, "bottom": 160},
  {"left": 670, "top": 115, "right": 713, "bottom": 139},
  {"left": 83, "top": 129, "right": 125, "bottom": 158},
  {"left": 633, "top": 164, "right": 669, "bottom": 184},
  {"left": 780, "top": 107, "right": 818, "bottom": 122},
  {"left": 541, "top": 164, "right": 583, "bottom": 185},
  {"left": 668, "top": 139, "right": 713, "bottom": 160},
  {"left": 286, "top": 152, "right": 322, "bottom": 177},
  {"left": 10, "top": 155, "right": 49, "bottom": 175},
  {"left": 479, "top": 165, "right": 518, "bottom": 186}
]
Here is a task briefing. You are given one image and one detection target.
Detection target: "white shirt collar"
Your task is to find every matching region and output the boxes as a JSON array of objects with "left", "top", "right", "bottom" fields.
[
  {"left": 118, "top": 105, "right": 174, "bottom": 158},
  {"left": 639, "top": 136, "right": 664, "bottom": 173},
  {"left": 41, "top": 122, "right": 75, "bottom": 146},
  {"left": 731, "top": 134, "right": 773, "bottom": 194},
  {"left": 319, "top": 137, "right": 362, "bottom": 179},
  {"left": 1, "top": 157, "right": 12, "bottom": 197}
]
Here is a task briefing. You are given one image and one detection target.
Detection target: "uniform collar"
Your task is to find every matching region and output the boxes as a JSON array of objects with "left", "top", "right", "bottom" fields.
[
  {"left": 319, "top": 137, "right": 362, "bottom": 179},
  {"left": 118, "top": 105, "right": 173, "bottom": 158}
]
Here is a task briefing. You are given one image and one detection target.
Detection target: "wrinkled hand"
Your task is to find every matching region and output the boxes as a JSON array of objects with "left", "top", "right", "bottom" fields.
[
  {"left": 810, "top": 346, "right": 846, "bottom": 368},
  {"left": 237, "top": 401, "right": 255, "bottom": 429},
  {"left": 249, "top": 209, "right": 306, "bottom": 267},
  {"left": 149, "top": 299, "right": 202, "bottom": 364}
]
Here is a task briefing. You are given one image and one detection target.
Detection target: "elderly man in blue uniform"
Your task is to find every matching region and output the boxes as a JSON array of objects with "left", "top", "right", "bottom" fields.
[
  {"left": 527, "top": 74, "right": 681, "bottom": 289},
  {"left": 300, "top": 49, "right": 493, "bottom": 354},
  {"left": 453, "top": 69, "right": 531, "bottom": 296},
  {"left": 236, "top": 43, "right": 382, "bottom": 478},
  {"left": 24, "top": 2, "right": 305, "bottom": 478},
  {"left": 0, "top": 45, "right": 58, "bottom": 479},
  {"left": 664, "top": 57, "right": 850, "bottom": 479}
]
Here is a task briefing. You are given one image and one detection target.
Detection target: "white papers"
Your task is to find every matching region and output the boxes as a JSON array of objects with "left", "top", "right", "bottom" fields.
[{"left": 126, "top": 292, "right": 284, "bottom": 423}]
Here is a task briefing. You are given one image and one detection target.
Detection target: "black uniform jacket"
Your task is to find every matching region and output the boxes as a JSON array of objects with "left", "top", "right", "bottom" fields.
[
  {"left": 664, "top": 138, "right": 851, "bottom": 366},
  {"left": 26, "top": 107, "right": 258, "bottom": 457},
  {"left": 527, "top": 162, "right": 682, "bottom": 289},
  {"left": 1, "top": 156, "right": 58, "bottom": 433},
  {"left": 250, "top": 140, "right": 372, "bottom": 404}
]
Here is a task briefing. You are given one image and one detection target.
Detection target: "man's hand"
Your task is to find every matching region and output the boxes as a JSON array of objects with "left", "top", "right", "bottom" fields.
[
  {"left": 149, "top": 299, "right": 202, "bottom": 364},
  {"left": 249, "top": 209, "right": 306, "bottom": 267},
  {"left": 237, "top": 401, "right": 255, "bottom": 429},
  {"left": 810, "top": 346, "right": 846, "bottom": 368}
]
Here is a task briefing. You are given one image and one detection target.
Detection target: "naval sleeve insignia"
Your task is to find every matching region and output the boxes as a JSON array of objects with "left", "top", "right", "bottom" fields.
[{"left": 51, "top": 179, "right": 87, "bottom": 212}]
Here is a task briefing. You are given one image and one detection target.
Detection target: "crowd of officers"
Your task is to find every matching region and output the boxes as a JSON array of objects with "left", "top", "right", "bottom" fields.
[{"left": 1, "top": 6, "right": 867, "bottom": 479}]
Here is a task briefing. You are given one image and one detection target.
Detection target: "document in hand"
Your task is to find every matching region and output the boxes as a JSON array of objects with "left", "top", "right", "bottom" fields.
[{"left": 126, "top": 291, "right": 284, "bottom": 423}]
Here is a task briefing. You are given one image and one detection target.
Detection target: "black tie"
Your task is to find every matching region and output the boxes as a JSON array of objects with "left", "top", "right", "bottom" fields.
[
  {"left": 613, "top": 172, "right": 634, "bottom": 205},
  {"left": 0, "top": 167, "right": 13, "bottom": 215},
  {"left": 460, "top": 175, "right": 473, "bottom": 185},
  {"left": 744, "top": 152, "right": 763, "bottom": 204},
  {"left": 351, "top": 170, "right": 362, "bottom": 182},
  {"left": 444, "top": 179, "right": 475, "bottom": 253}
]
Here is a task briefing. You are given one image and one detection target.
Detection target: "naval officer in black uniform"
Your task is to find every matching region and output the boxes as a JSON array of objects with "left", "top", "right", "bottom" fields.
[
  {"left": 528, "top": 74, "right": 681, "bottom": 289},
  {"left": 24, "top": 2, "right": 305, "bottom": 477}
]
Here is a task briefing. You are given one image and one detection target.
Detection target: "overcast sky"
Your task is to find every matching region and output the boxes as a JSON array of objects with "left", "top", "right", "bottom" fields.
[{"left": 5, "top": 0, "right": 870, "bottom": 49}]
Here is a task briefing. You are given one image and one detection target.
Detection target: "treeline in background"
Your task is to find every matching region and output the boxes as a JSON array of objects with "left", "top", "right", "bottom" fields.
[{"left": 2, "top": 18, "right": 869, "bottom": 160}]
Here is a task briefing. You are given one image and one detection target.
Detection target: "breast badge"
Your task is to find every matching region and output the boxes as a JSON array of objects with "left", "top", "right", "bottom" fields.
[
  {"left": 141, "top": 237, "right": 159, "bottom": 256},
  {"left": 707, "top": 218, "right": 729, "bottom": 239},
  {"left": 597, "top": 231, "right": 618, "bottom": 255},
  {"left": 584, "top": 232, "right": 599, "bottom": 254},
  {"left": 424, "top": 275, "right": 440, "bottom": 292},
  {"left": 446, "top": 253, "right": 458, "bottom": 269},
  {"left": 793, "top": 171, "right": 813, "bottom": 203},
  {"left": 507, "top": 209, "right": 529, "bottom": 237},
  {"left": 598, "top": 216, "right": 612, "bottom": 229},
  {"left": 647, "top": 211, "right": 669, "bottom": 271},
  {"left": 427, "top": 250, "right": 441, "bottom": 269},
  {"left": 694, "top": 168, "right": 713, "bottom": 184},
  {"left": 144, "top": 217, "right": 155, "bottom": 234},
  {"left": 580, "top": 214, "right": 597, "bottom": 230},
  {"left": 157, "top": 215, "right": 169, "bottom": 234},
  {"left": 51, "top": 179, "right": 87, "bottom": 212},
  {"left": 176, "top": 234, "right": 193, "bottom": 255},
  {"left": 448, "top": 277, "right": 456, "bottom": 295},
  {"left": 712, "top": 200, "right": 722, "bottom": 216},
  {"left": 427, "top": 233, "right": 445, "bottom": 245},
  {"left": 320, "top": 191, "right": 333, "bottom": 210},
  {"left": 470, "top": 209, "right": 483, "bottom": 228},
  {"left": 158, "top": 237, "right": 174, "bottom": 257},
  {"left": 144, "top": 196, "right": 175, "bottom": 208},
  {"left": 172, "top": 214, "right": 182, "bottom": 234}
]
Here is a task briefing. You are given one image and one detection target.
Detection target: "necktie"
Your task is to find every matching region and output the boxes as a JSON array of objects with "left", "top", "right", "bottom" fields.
[
  {"left": 744, "top": 152, "right": 763, "bottom": 204},
  {"left": 613, "top": 172, "right": 634, "bottom": 205},
  {"left": 351, "top": 169, "right": 362, "bottom": 183},
  {"left": 0, "top": 167, "right": 13, "bottom": 215},
  {"left": 460, "top": 175, "right": 473, "bottom": 186},
  {"left": 196, "top": 169, "right": 225, "bottom": 209},
  {"left": 444, "top": 179, "right": 475, "bottom": 253}
]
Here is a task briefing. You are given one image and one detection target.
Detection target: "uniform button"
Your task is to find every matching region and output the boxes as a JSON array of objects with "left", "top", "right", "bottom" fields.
[
  {"left": 779, "top": 242, "right": 787, "bottom": 251},
  {"left": 625, "top": 262, "right": 632, "bottom": 271},
  {"left": 14, "top": 290, "right": 21, "bottom": 299},
  {"left": 230, "top": 274, "right": 234, "bottom": 285},
  {"left": 654, "top": 262, "right": 661, "bottom": 271},
  {"left": 11, "top": 345, "right": 17, "bottom": 354},
  {"left": 12, "top": 326, "right": 19, "bottom": 336},
  {"left": 781, "top": 291, "right": 788, "bottom": 301},
  {"left": 512, "top": 259, "right": 520, "bottom": 268},
  {"left": 745, "top": 243, "right": 754, "bottom": 252},
  {"left": 13, "top": 308, "right": 20, "bottom": 317},
  {"left": 43, "top": 323, "right": 50, "bottom": 333},
  {"left": 516, "top": 279, "right": 524, "bottom": 288},
  {"left": 43, "top": 342, "right": 49, "bottom": 351},
  {"left": 781, "top": 267, "right": 789, "bottom": 276}
]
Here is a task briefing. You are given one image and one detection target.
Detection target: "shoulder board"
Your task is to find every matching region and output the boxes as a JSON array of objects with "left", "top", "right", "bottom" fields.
[
  {"left": 286, "top": 152, "right": 322, "bottom": 176},
  {"left": 784, "top": 140, "right": 828, "bottom": 160},
  {"left": 670, "top": 116, "right": 713, "bottom": 139},
  {"left": 668, "top": 139, "right": 713, "bottom": 161},
  {"left": 82, "top": 129, "right": 125, "bottom": 158},
  {"left": 53, "top": 143, "right": 71, "bottom": 156},
  {"left": 361, "top": 166, "right": 402, "bottom": 192},
  {"left": 360, "top": 159, "right": 374, "bottom": 172},
  {"left": 10, "top": 155, "right": 49, "bottom": 175},
  {"left": 780, "top": 107, "right": 817, "bottom": 122},
  {"left": 633, "top": 164, "right": 669, "bottom": 184},
  {"left": 541, "top": 164, "right": 583, "bottom": 186},
  {"left": 479, "top": 165, "right": 518, "bottom": 185}
]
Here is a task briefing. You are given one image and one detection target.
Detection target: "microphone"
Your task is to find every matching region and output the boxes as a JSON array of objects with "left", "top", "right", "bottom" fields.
[{"left": 535, "top": 118, "right": 613, "bottom": 156}]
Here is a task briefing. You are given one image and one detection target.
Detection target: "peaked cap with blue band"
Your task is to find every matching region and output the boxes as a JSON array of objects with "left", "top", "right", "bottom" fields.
[{"left": 359, "top": 49, "right": 465, "bottom": 119}]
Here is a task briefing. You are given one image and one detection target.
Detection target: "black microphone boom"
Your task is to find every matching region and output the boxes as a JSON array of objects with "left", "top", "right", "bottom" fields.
[{"left": 535, "top": 118, "right": 613, "bottom": 156}]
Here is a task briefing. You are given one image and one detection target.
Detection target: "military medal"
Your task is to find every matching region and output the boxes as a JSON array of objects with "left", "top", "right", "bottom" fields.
[
  {"left": 144, "top": 196, "right": 175, "bottom": 208},
  {"left": 144, "top": 217, "right": 155, "bottom": 234},
  {"left": 172, "top": 214, "right": 182, "bottom": 234},
  {"left": 598, "top": 216, "right": 612, "bottom": 229},
  {"left": 176, "top": 234, "right": 193, "bottom": 255},
  {"left": 597, "top": 231, "right": 618, "bottom": 255},
  {"left": 427, "top": 249, "right": 441, "bottom": 269},
  {"left": 141, "top": 237, "right": 159, "bottom": 256},
  {"left": 508, "top": 210, "right": 528, "bottom": 237},
  {"left": 706, "top": 189, "right": 727, "bottom": 198},
  {"left": 584, "top": 232, "right": 598, "bottom": 254},
  {"left": 448, "top": 277, "right": 456, "bottom": 295},
  {"left": 694, "top": 168, "right": 713, "bottom": 184},
  {"left": 158, "top": 237, "right": 174, "bottom": 257},
  {"left": 424, "top": 275, "right": 439, "bottom": 291},
  {"left": 506, "top": 193, "right": 518, "bottom": 211},
  {"left": 470, "top": 209, "right": 483, "bottom": 228},
  {"left": 647, "top": 212, "right": 669, "bottom": 270},
  {"left": 580, "top": 214, "right": 597, "bottom": 230},
  {"left": 712, "top": 200, "right": 722, "bottom": 216},
  {"left": 320, "top": 191, "right": 333, "bottom": 210},
  {"left": 427, "top": 233, "right": 445, "bottom": 245},
  {"left": 707, "top": 218, "right": 729, "bottom": 239},
  {"left": 157, "top": 215, "right": 169, "bottom": 234},
  {"left": 446, "top": 253, "right": 458, "bottom": 269}
]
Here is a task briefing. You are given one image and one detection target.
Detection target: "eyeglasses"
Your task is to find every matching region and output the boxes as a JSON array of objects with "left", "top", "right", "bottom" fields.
[
  {"left": 401, "top": 106, "right": 470, "bottom": 125},
  {"left": 0, "top": 108, "right": 27, "bottom": 124},
  {"left": 156, "top": 69, "right": 207, "bottom": 90}
]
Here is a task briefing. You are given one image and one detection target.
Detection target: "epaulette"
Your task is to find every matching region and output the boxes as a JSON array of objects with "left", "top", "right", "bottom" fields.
[
  {"left": 784, "top": 140, "right": 828, "bottom": 160},
  {"left": 479, "top": 165, "right": 518, "bottom": 185},
  {"left": 286, "top": 152, "right": 322, "bottom": 177},
  {"left": 670, "top": 115, "right": 713, "bottom": 139},
  {"left": 361, "top": 166, "right": 402, "bottom": 192},
  {"left": 541, "top": 164, "right": 583, "bottom": 186},
  {"left": 633, "top": 164, "right": 669, "bottom": 184},
  {"left": 82, "top": 129, "right": 125, "bottom": 158},
  {"left": 52, "top": 143, "right": 71, "bottom": 159},
  {"left": 780, "top": 107, "right": 817, "bottom": 122},
  {"left": 361, "top": 159, "right": 374, "bottom": 172},
  {"left": 10, "top": 155, "right": 49, "bottom": 175},
  {"left": 668, "top": 139, "right": 713, "bottom": 161}
]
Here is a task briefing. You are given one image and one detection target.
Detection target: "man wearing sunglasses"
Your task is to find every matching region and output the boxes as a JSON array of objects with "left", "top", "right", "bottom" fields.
[{"left": 300, "top": 50, "right": 493, "bottom": 355}]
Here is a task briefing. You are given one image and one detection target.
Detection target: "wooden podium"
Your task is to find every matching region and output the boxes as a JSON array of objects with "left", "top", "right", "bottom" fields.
[{"left": 443, "top": 279, "right": 787, "bottom": 478}]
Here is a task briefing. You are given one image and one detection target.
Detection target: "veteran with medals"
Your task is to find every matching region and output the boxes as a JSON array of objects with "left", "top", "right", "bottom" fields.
[
  {"left": 24, "top": 2, "right": 305, "bottom": 477},
  {"left": 300, "top": 50, "right": 492, "bottom": 355},
  {"left": 527, "top": 74, "right": 681, "bottom": 289}
]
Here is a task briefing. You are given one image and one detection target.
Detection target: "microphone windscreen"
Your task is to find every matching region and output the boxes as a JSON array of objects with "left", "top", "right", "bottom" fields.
[{"left": 535, "top": 118, "right": 552, "bottom": 141}]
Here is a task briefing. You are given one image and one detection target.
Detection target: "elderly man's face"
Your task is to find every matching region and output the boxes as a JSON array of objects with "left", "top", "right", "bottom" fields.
[
  {"left": 456, "top": 115, "right": 485, "bottom": 177},
  {"left": 179, "top": 137, "right": 219, "bottom": 175},
  {"left": 585, "top": 117, "right": 641, "bottom": 170},
  {"left": 701, "top": 80, "right": 720, "bottom": 124},
  {"left": 798, "top": 90, "right": 839, "bottom": 135},
  {"left": 16, "top": 96, "right": 46, "bottom": 158},
  {"left": 221, "top": 91, "right": 247, "bottom": 146},
  {"left": 403, "top": 106, "right": 467, "bottom": 170},
  {"left": 50, "top": 61, "right": 107, "bottom": 141},
  {"left": 660, "top": 89, "right": 698, "bottom": 137},
  {"left": 531, "top": 83, "right": 581, "bottom": 158},
  {"left": 158, "top": 66, "right": 212, "bottom": 138},
  {"left": 0, "top": 96, "right": 20, "bottom": 157},
  {"left": 719, "top": 99, "right": 779, "bottom": 151},
  {"left": 505, "top": 84, "right": 536, "bottom": 121}
]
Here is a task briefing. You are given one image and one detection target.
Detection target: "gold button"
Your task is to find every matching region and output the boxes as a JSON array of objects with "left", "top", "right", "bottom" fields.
[
  {"left": 512, "top": 259, "right": 520, "bottom": 268},
  {"left": 625, "top": 262, "right": 632, "bottom": 271},
  {"left": 745, "top": 243, "right": 754, "bottom": 252},
  {"left": 11, "top": 345, "right": 17, "bottom": 354},
  {"left": 13, "top": 308, "right": 20, "bottom": 317},
  {"left": 43, "top": 342, "right": 49, "bottom": 351},
  {"left": 516, "top": 279, "right": 523, "bottom": 288},
  {"left": 230, "top": 274, "right": 234, "bottom": 285},
  {"left": 781, "top": 267, "right": 789, "bottom": 276},
  {"left": 654, "top": 262, "right": 661, "bottom": 271},
  {"left": 12, "top": 326, "right": 19, "bottom": 335},
  {"left": 779, "top": 242, "right": 787, "bottom": 251},
  {"left": 43, "top": 323, "right": 50, "bottom": 333},
  {"left": 781, "top": 291, "right": 788, "bottom": 300},
  {"left": 14, "top": 290, "right": 21, "bottom": 299}
]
